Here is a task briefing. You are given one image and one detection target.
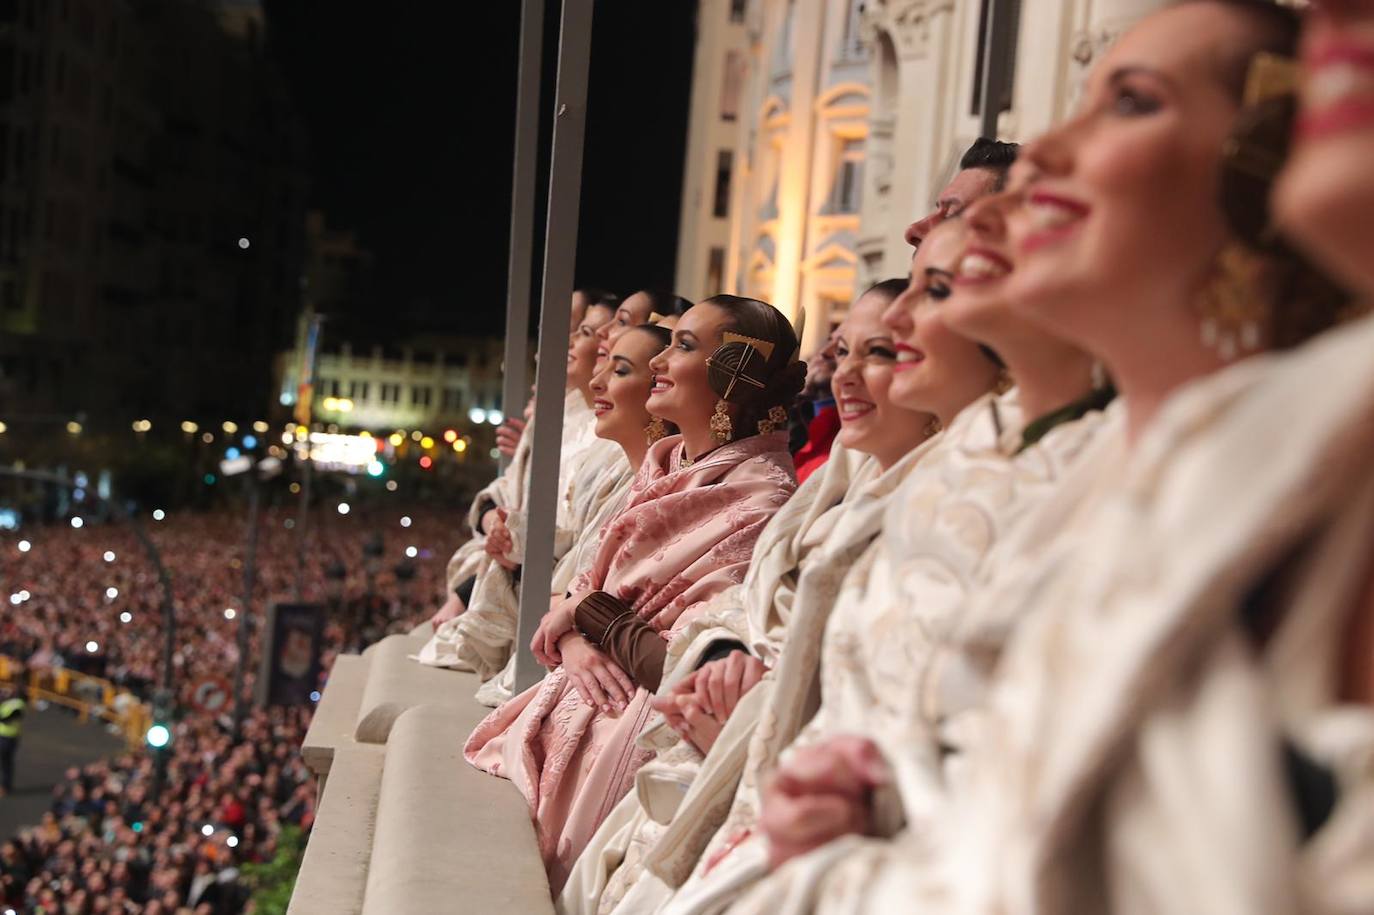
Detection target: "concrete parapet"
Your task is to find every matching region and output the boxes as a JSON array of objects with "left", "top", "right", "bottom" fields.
[
  {"left": 353, "top": 634, "right": 483, "bottom": 744},
  {"left": 302, "top": 653, "right": 371, "bottom": 788},
  {"left": 362, "top": 704, "right": 553, "bottom": 915},
  {"left": 289, "top": 742, "right": 386, "bottom": 915}
]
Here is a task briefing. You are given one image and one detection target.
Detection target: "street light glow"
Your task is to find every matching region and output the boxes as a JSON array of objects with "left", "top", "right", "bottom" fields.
[
  {"left": 468, "top": 407, "right": 485, "bottom": 424},
  {"left": 104, "top": 550, "right": 116, "bottom": 562},
  {"left": 70, "top": 517, "right": 84, "bottom": 529},
  {"left": 400, "top": 516, "right": 412, "bottom": 528},
  {"left": 224, "top": 607, "right": 237, "bottom": 620},
  {"left": 202, "top": 822, "right": 215, "bottom": 836},
  {"left": 366, "top": 460, "right": 384, "bottom": 477},
  {"left": 486, "top": 409, "right": 504, "bottom": 425},
  {"left": 106, "top": 587, "right": 119, "bottom": 600},
  {"left": 181, "top": 420, "right": 199, "bottom": 434},
  {"left": 388, "top": 432, "right": 404, "bottom": 447},
  {"left": 405, "top": 545, "right": 418, "bottom": 558},
  {"left": 227, "top": 835, "right": 240, "bottom": 848},
  {"left": 67, "top": 421, "right": 82, "bottom": 435},
  {"left": 86, "top": 640, "right": 99, "bottom": 653},
  {"left": 420, "top": 435, "right": 435, "bottom": 450},
  {"left": 253, "top": 420, "right": 270, "bottom": 433},
  {"left": 223, "top": 421, "right": 238, "bottom": 434},
  {"left": 17, "top": 540, "right": 30, "bottom": 553},
  {"left": 337, "top": 502, "right": 351, "bottom": 515},
  {"left": 145, "top": 724, "right": 172, "bottom": 748},
  {"left": 385, "top": 480, "right": 398, "bottom": 492},
  {"left": 120, "top": 611, "right": 133, "bottom": 624},
  {"left": 153, "top": 509, "right": 166, "bottom": 521}
]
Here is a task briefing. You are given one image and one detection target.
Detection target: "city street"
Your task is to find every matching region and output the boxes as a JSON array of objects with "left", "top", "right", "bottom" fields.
[{"left": 0, "top": 705, "right": 123, "bottom": 841}]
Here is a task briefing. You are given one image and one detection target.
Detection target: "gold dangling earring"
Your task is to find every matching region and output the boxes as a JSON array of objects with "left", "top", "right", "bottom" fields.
[
  {"left": 645, "top": 416, "right": 668, "bottom": 445},
  {"left": 710, "top": 400, "right": 733, "bottom": 444},
  {"left": 924, "top": 416, "right": 943, "bottom": 438},
  {"left": 757, "top": 405, "right": 788, "bottom": 436},
  {"left": 992, "top": 368, "right": 1014, "bottom": 396},
  {"left": 1197, "top": 243, "right": 1268, "bottom": 361}
]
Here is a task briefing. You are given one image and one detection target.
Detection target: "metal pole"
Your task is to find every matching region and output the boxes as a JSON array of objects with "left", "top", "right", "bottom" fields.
[
  {"left": 232, "top": 474, "right": 260, "bottom": 737},
  {"left": 293, "top": 314, "right": 323, "bottom": 601},
  {"left": 512, "top": 0, "right": 595, "bottom": 693},
  {"left": 498, "top": 0, "right": 546, "bottom": 473}
]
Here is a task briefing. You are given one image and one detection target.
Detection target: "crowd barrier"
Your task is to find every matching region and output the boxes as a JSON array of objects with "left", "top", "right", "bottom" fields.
[{"left": 0, "top": 654, "right": 152, "bottom": 751}]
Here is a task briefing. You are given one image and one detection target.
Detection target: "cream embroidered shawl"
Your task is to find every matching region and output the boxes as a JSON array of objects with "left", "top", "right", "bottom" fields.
[
  {"left": 416, "top": 391, "right": 602, "bottom": 677},
  {"left": 668, "top": 390, "right": 1118, "bottom": 915},
  {"left": 557, "top": 443, "right": 894, "bottom": 915}
]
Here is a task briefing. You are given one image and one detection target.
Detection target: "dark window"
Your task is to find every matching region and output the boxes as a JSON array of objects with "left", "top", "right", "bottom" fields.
[
  {"left": 720, "top": 51, "right": 743, "bottom": 122},
  {"left": 411, "top": 385, "right": 432, "bottom": 407},
  {"left": 970, "top": 0, "right": 1021, "bottom": 120},
  {"left": 706, "top": 247, "right": 725, "bottom": 295},
  {"left": 729, "top": 0, "right": 746, "bottom": 22},
  {"left": 712, "top": 150, "right": 733, "bottom": 219}
]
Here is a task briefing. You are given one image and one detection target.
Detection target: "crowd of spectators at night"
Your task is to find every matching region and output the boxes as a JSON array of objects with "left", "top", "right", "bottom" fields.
[{"left": 0, "top": 503, "right": 455, "bottom": 914}]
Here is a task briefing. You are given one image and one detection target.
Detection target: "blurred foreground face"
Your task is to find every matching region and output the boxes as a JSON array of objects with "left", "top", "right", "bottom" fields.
[
  {"left": 1003, "top": 3, "right": 1257, "bottom": 364},
  {"left": 1275, "top": 0, "right": 1374, "bottom": 297}
]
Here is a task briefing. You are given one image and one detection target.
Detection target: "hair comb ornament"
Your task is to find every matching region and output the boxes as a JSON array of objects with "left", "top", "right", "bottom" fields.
[{"left": 706, "top": 332, "right": 774, "bottom": 402}]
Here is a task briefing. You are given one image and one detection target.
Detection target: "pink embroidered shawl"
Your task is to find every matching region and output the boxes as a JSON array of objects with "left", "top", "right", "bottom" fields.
[{"left": 464, "top": 432, "right": 796, "bottom": 893}]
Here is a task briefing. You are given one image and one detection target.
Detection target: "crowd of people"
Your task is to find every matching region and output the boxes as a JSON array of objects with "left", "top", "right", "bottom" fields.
[
  {"left": 0, "top": 505, "right": 454, "bottom": 913},
  {"left": 2, "top": 708, "right": 312, "bottom": 915},
  {"left": 409, "top": 1, "right": 1374, "bottom": 913}
]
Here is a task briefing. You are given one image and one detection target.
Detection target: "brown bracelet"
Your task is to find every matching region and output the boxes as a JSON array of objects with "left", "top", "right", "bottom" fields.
[{"left": 573, "top": 590, "right": 635, "bottom": 645}]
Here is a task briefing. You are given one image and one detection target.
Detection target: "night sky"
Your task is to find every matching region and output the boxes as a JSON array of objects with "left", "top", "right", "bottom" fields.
[{"left": 262, "top": 1, "right": 697, "bottom": 340}]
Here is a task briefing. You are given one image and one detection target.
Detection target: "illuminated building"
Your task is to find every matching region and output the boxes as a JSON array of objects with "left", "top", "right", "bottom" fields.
[
  {"left": 677, "top": 0, "right": 1170, "bottom": 355},
  {"left": 274, "top": 335, "right": 517, "bottom": 435}
]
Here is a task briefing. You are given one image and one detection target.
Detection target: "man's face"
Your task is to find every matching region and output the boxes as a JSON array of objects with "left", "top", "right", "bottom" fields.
[{"left": 904, "top": 167, "right": 1000, "bottom": 250}]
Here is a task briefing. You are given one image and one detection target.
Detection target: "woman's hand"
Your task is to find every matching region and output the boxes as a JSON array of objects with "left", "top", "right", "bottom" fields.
[
  {"left": 495, "top": 417, "right": 527, "bottom": 458},
  {"left": 692, "top": 652, "right": 767, "bottom": 721},
  {"left": 429, "top": 591, "right": 465, "bottom": 631},
  {"left": 650, "top": 686, "right": 724, "bottom": 754},
  {"left": 757, "top": 736, "right": 890, "bottom": 871},
  {"left": 483, "top": 509, "right": 518, "bottom": 570},
  {"left": 559, "top": 633, "right": 636, "bottom": 715},
  {"left": 529, "top": 594, "right": 580, "bottom": 667}
]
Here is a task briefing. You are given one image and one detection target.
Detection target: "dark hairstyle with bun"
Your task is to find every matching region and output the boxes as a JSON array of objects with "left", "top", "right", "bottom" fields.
[
  {"left": 632, "top": 323, "right": 672, "bottom": 352},
  {"left": 959, "top": 138, "right": 1020, "bottom": 191},
  {"left": 637, "top": 289, "right": 695, "bottom": 319},
  {"left": 700, "top": 294, "right": 808, "bottom": 438},
  {"left": 575, "top": 287, "right": 621, "bottom": 309},
  {"left": 864, "top": 278, "right": 909, "bottom": 302}
]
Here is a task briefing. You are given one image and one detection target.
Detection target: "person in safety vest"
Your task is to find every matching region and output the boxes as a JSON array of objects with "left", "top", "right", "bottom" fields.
[{"left": 0, "top": 681, "right": 25, "bottom": 797}]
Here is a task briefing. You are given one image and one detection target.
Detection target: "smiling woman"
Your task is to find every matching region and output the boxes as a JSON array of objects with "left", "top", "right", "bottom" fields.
[{"left": 464, "top": 297, "right": 801, "bottom": 893}]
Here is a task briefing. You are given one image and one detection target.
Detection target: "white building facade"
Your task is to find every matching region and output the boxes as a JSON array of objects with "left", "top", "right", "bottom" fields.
[{"left": 676, "top": 0, "right": 1170, "bottom": 355}]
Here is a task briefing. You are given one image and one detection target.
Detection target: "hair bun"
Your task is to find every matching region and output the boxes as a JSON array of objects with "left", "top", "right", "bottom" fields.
[{"left": 1219, "top": 94, "right": 1295, "bottom": 249}]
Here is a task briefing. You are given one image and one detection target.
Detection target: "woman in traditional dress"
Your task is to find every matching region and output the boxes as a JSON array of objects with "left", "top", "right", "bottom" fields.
[
  {"left": 416, "top": 302, "right": 616, "bottom": 680},
  {"left": 464, "top": 296, "right": 804, "bottom": 892},
  {"left": 425, "top": 297, "right": 614, "bottom": 634},
  {"left": 557, "top": 277, "right": 954, "bottom": 914},
  {"left": 466, "top": 325, "right": 677, "bottom": 706},
  {"left": 747, "top": 3, "right": 1362, "bottom": 912},
  {"left": 645, "top": 198, "right": 1109, "bottom": 912}
]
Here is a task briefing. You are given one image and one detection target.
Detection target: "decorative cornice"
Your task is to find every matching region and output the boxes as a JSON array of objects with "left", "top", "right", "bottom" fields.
[{"left": 859, "top": 0, "right": 956, "bottom": 61}]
